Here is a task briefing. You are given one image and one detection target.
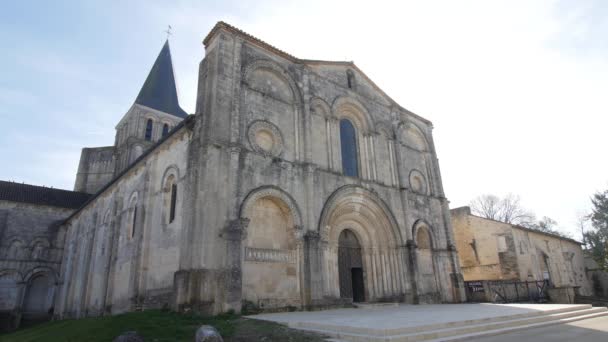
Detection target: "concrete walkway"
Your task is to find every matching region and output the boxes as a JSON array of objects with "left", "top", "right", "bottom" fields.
[
  {"left": 469, "top": 315, "right": 608, "bottom": 341},
  {"left": 248, "top": 303, "right": 607, "bottom": 341},
  {"left": 250, "top": 304, "right": 584, "bottom": 331}
]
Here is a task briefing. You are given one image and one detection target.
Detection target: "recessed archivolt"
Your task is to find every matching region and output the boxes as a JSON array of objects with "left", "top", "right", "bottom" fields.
[
  {"left": 412, "top": 219, "right": 436, "bottom": 249},
  {"left": 399, "top": 122, "right": 429, "bottom": 152},
  {"left": 310, "top": 97, "right": 331, "bottom": 117},
  {"left": 319, "top": 185, "right": 402, "bottom": 247},
  {"left": 332, "top": 96, "right": 375, "bottom": 133},
  {"left": 240, "top": 185, "right": 303, "bottom": 230},
  {"left": 243, "top": 59, "right": 302, "bottom": 105},
  {"left": 127, "top": 191, "right": 139, "bottom": 208},
  {"left": 29, "top": 238, "right": 50, "bottom": 249},
  {"left": 161, "top": 165, "right": 180, "bottom": 188},
  {"left": 23, "top": 266, "right": 57, "bottom": 283}
]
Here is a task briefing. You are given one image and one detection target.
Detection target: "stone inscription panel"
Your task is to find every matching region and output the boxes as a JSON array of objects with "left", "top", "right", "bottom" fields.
[{"left": 244, "top": 247, "right": 295, "bottom": 263}]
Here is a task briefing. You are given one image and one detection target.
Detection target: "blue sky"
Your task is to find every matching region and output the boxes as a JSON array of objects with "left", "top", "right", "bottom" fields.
[{"left": 1, "top": 0, "right": 607, "bottom": 238}]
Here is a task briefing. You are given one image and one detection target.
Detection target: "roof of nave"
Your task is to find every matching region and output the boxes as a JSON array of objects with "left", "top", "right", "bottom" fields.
[
  {"left": 202, "top": 21, "right": 431, "bottom": 126},
  {"left": 0, "top": 180, "right": 91, "bottom": 209},
  {"left": 135, "top": 40, "right": 188, "bottom": 119}
]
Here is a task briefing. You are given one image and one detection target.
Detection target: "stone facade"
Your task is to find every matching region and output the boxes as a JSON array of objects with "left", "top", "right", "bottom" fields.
[
  {"left": 451, "top": 206, "right": 592, "bottom": 296},
  {"left": 0, "top": 183, "right": 89, "bottom": 331},
  {"left": 54, "top": 22, "right": 465, "bottom": 318}
]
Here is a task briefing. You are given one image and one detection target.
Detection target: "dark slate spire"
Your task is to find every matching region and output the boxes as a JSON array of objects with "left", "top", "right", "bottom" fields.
[{"left": 135, "top": 40, "right": 188, "bottom": 118}]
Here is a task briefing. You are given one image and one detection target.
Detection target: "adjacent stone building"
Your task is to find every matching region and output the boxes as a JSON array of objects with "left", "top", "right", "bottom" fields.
[
  {"left": 451, "top": 206, "right": 592, "bottom": 297},
  {"left": 0, "top": 181, "right": 90, "bottom": 330}
]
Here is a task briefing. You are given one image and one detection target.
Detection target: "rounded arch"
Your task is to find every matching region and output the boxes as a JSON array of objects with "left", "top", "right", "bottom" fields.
[
  {"left": 127, "top": 191, "right": 139, "bottom": 208},
  {"left": 30, "top": 238, "right": 50, "bottom": 260},
  {"left": 161, "top": 165, "right": 180, "bottom": 188},
  {"left": 399, "top": 122, "right": 430, "bottom": 152},
  {"left": 243, "top": 59, "right": 303, "bottom": 106},
  {"left": 23, "top": 266, "right": 57, "bottom": 284},
  {"left": 239, "top": 185, "right": 303, "bottom": 229},
  {"left": 310, "top": 97, "right": 332, "bottom": 118},
  {"left": 0, "top": 268, "right": 24, "bottom": 282},
  {"left": 102, "top": 208, "right": 112, "bottom": 225},
  {"left": 332, "top": 96, "right": 375, "bottom": 133},
  {"left": 318, "top": 185, "right": 402, "bottom": 245},
  {"left": 29, "top": 237, "right": 50, "bottom": 249},
  {"left": 5, "top": 238, "right": 26, "bottom": 259},
  {"left": 412, "top": 219, "right": 436, "bottom": 249}
]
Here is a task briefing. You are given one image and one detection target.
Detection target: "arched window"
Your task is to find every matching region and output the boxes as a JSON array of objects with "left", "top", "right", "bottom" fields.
[
  {"left": 131, "top": 207, "right": 137, "bottom": 238},
  {"left": 162, "top": 123, "right": 169, "bottom": 137},
  {"left": 163, "top": 174, "right": 178, "bottom": 224},
  {"left": 127, "top": 195, "right": 138, "bottom": 239},
  {"left": 170, "top": 184, "right": 177, "bottom": 222},
  {"left": 347, "top": 70, "right": 355, "bottom": 89},
  {"left": 340, "top": 119, "right": 358, "bottom": 177},
  {"left": 145, "top": 119, "right": 153, "bottom": 141}
]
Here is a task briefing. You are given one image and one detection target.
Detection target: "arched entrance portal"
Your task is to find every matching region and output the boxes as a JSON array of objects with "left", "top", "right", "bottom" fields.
[
  {"left": 319, "top": 186, "right": 406, "bottom": 303},
  {"left": 338, "top": 230, "right": 364, "bottom": 302}
]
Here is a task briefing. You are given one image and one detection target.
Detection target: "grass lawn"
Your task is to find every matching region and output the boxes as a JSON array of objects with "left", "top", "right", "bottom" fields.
[{"left": 0, "top": 310, "right": 326, "bottom": 342}]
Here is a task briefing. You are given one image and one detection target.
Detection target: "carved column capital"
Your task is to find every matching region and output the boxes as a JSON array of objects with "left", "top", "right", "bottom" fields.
[
  {"left": 406, "top": 239, "right": 417, "bottom": 249},
  {"left": 304, "top": 230, "right": 321, "bottom": 242},
  {"left": 221, "top": 218, "right": 249, "bottom": 241}
]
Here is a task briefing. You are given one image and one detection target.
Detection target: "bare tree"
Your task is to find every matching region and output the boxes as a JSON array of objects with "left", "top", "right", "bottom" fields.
[{"left": 470, "top": 193, "right": 536, "bottom": 227}]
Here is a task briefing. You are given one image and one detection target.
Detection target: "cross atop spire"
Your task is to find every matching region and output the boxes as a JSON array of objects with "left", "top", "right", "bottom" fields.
[
  {"left": 164, "top": 25, "right": 172, "bottom": 40},
  {"left": 134, "top": 40, "right": 187, "bottom": 118}
]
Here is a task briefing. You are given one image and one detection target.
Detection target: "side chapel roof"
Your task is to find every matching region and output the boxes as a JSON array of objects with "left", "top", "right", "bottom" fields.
[{"left": 0, "top": 180, "right": 91, "bottom": 209}]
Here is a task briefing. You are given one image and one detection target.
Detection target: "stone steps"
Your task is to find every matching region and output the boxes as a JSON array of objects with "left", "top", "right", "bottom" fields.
[{"left": 296, "top": 305, "right": 608, "bottom": 342}]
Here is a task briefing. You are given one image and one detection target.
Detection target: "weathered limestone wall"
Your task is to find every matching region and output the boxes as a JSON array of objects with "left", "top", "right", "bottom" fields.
[
  {"left": 178, "top": 26, "right": 464, "bottom": 313},
  {"left": 56, "top": 125, "right": 193, "bottom": 318},
  {"left": 0, "top": 201, "right": 74, "bottom": 330},
  {"left": 513, "top": 228, "right": 591, "bottom": 294},
  {"left": 56, "top": 23, "right": 466, "bottom": 318},
  {"left": 451, "top": 207, "right": 592, "bottom": 296},
  {"left": 74, "top": 146, "right": 115, "bottom": 194},
  {"left": 452, "top": 207, "right": 518, "bottom": 281}
]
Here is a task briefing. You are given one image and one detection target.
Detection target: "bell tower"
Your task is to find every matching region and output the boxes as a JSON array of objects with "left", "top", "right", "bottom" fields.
[{"left": 113, "top": 40, "right": 189, "bottom": 173}]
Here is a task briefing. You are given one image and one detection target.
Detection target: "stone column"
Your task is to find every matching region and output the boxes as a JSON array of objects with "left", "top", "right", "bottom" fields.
[
  {"left": 221, "top": 218, "right": 249, "bottom": 312},
  {"left": 406, "top": 239, "right": 420, "bottom": 303},
  {"left": 303, "top": 231, "right": 323, "bottom": 308}
]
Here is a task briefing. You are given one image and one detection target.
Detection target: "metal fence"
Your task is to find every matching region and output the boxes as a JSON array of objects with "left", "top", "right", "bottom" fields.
[{"left": 465, "top": 280, "right": 549, "bottom": 303}]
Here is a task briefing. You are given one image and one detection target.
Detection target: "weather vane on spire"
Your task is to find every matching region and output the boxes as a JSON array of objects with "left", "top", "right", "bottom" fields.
[{"left": 164, "top": 25, "right": 172, "bottom": 40}]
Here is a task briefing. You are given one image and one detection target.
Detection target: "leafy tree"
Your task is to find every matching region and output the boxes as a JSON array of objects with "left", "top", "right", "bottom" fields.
[{"left": 584, "top": 190, "right": 608, "bottom": 270}]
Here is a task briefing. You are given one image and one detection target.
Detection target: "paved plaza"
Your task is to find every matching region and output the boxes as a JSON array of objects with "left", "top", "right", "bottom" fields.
[
  {"left": 469, "top": 315, "right": 608, "bottom": 342},
  {"left": 248, "top": 303, "right": 608, "bottom": 341}
]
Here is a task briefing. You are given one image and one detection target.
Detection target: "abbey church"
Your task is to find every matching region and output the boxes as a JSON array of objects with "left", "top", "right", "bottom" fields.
[{"left": 0, "top": 22, "right": 465, "bottom": 327}]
